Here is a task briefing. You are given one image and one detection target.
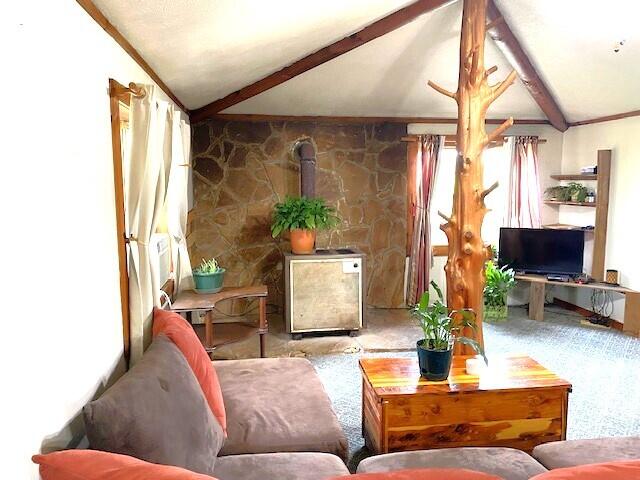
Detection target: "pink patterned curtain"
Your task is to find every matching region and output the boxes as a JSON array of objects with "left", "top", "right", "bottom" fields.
[
  {"left": 407, "top": 135, "right": 442, "bottom": 305},
  {"left": 506, "top": 136, "right": 542, "bottom": 228}
]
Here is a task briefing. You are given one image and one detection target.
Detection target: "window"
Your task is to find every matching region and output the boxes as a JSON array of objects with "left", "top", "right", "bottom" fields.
[{"left": 430, "top": 143, "right": 511, "bottom": 249}]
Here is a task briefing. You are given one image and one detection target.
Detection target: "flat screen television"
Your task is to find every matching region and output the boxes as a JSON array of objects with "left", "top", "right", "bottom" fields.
[{"left": 498, "top": 228, "right": 585, "bottom": 275}]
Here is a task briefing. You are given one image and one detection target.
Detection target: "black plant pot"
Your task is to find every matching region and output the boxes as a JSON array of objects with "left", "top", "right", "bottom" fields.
[{"left": 416, "top": 339, "right": 453, "bottom": 381}]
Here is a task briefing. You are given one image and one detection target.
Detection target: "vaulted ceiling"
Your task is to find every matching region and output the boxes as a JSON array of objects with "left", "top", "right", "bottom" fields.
[{"left": 92, "top": 0, "right": 639, "bottom": 124}]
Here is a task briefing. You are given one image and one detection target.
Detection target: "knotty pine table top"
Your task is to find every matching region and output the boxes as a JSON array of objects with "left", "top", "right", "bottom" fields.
[
  {"left": 171, "top": 285, "right": 268, "bottom": 311},
  {"left": 359, "top": 354, "right": 571, "bottom": 396}
]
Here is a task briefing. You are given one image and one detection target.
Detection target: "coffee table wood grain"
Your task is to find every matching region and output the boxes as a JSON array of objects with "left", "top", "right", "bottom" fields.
[{"left": 360, "top": 355, "right": 571, "bottom": 454}]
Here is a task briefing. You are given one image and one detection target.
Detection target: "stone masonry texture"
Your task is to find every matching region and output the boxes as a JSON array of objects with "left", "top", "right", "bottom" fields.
[{"left": 190, "top": 120, "right": 407, "bottom": 309}]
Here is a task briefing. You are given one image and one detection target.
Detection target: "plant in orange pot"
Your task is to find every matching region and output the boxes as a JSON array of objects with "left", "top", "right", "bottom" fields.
[{"left": 271, "top": 196, "right": 339, "bottom": 254}]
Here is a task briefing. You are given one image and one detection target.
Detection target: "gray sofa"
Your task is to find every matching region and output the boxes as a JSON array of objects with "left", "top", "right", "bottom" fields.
[
  {"left": 358, "top": 439, "right": 640, "bottom": 480},
  {"left": 82, "top": 335, "right": 638, "bottom": 479},
  {"left": 83, "top": 335, "right": 350, "bottom": 480}
]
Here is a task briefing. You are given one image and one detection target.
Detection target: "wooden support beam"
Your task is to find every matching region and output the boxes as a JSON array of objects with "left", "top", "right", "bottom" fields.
[
  {"left": 429, "top": 0, "right": 521, "bottom": 354},
  {"left": 485, "top": 0, "right": 568, "bottom": 132},
  {"left": 191, "top": 0, "right": 456, "bottom": 122},
  {"left": 210, "top": 113, "right": 550, "bottom": 125},
  {"left": 569, "top": 109, "right": 640, "bottom": 127}
]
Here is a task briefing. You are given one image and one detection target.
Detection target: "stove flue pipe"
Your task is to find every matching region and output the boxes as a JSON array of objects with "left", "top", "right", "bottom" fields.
[{"left": 295, "top": 140, "right": 316, "bottom": 198}]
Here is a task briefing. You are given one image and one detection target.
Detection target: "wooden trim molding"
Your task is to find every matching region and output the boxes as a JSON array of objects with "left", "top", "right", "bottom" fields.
[
  {"left": 206, "top": 113, "right": 550, "bottom": 125},
  {"left": 190, "top": 0, "right": 456, "bottom": 121},
  {"left": 568, "top": 109, "right": 640, "bottom": 127},
  {"left": 108, "top": 79, "right": 131, "bottom": 361},
  {"left": 76, "top": 0, "right": 186, "bottom": 112},
  {"left": 486, "top": 0, "right": 568, "bottom": 132}
]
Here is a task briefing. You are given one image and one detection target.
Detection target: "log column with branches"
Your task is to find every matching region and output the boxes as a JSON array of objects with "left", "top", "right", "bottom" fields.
[{"left": 428, "top": 0, "right": 516, "bottom": 354}]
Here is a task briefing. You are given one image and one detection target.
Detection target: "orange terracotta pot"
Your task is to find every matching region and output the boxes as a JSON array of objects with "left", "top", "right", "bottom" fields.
[{"left": 290, "top": 229, "right": 316, "bottom": 254}]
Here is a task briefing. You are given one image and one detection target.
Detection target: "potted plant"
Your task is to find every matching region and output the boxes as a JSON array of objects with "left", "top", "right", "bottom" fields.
[
  {"left": 545, "top": 185, "right": 572, "bottom": 202},
  {"left": 484, "top": 260, "right": 516, "bottom": 322},
  {"left": 192, "top": 258, "right": 225, "bottom": 294},
  {"left": 271, "top": 196, "right": 340, "bottom": 254},
  {"left": 567, "top": 182, "right": 589, "bottom": 203},
  {"left": 411, "top": 281, "right": 486, "bottom": 381}
]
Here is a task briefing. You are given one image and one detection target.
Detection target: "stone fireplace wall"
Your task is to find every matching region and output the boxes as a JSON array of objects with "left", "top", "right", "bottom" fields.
[{"left": 190, "top": 119, "right": 407, "bottom": 308}]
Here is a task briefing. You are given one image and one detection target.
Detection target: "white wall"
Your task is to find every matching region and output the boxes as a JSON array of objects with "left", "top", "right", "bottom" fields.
[
  {"left": 407, "top": 123, "right": 563, "bottom": 300},
  {"left": 554, "top": 117, "right": 640, "bottom": 321},
  {"left": 0, "top": 2, "right": 184, "bottom": 478}
]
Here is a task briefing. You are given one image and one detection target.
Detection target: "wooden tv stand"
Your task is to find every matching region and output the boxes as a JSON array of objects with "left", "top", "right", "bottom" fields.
[{"left": 515, "top": 274, "right": 640, "bottom": 336}]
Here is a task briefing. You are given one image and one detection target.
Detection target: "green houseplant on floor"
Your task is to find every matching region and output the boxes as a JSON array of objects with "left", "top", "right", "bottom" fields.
[
  {"left": 483, "top": 260, "right": 516, "bottom": 322},
  {"left": 411, "top": 281, "right": 486, "bottom": 381},
  {"left": 192, "top": 258, "right": 225, "bottom": 294},
  {"left": 271, "top": 196, "right": 340, "bottom": 254}
]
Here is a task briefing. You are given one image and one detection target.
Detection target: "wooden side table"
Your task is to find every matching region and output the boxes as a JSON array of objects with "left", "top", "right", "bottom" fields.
[
  {"left": 171, "top": 285, "right": 268, "bottom": 358},
  {"left": 360, "top": 355, "right": 571, "bottom": 454}
]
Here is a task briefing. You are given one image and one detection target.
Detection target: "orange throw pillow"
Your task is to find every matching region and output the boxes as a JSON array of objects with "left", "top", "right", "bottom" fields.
[
  {"left": 330, "top": 468, "right": 503, "bottom": 480},
  {"left": 153, "top": 307, "right": 226, "bottom": 434},
  {"left": 531, "top": 460, "right": 640, "bottom": 479},
  {"left": 33, "top": 450, "right": 218, "bottom": 479}
]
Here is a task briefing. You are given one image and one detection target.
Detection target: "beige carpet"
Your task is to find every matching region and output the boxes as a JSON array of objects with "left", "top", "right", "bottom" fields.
[{"left": 211, "top": 307, "right": 418, "bottom": 359}]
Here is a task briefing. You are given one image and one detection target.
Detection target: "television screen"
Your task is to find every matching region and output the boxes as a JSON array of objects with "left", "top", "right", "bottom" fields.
[{"left": 498, "top": 228, "right": 585, "bottom": 275}]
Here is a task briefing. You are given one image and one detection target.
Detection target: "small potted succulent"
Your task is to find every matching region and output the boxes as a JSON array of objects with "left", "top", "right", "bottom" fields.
[
  {"left": 411, "top": 281, "right": 486, "bottom": 381},
  {"left": 271, "top": 196, "right": 340, "bottom": 254},
  {"left": 192, "top": 258, "right": 225, "bottom": 294},
  {"left": 484, "top": 260, "right": 516, "bottom": 322}
]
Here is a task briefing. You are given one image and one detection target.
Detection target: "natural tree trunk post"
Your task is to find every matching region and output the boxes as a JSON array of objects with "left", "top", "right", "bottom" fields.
[{"left": 428, "top": 0, "right": 516, "bottom": 354}]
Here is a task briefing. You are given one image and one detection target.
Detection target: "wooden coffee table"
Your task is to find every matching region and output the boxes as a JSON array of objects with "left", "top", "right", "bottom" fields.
[{"left": 360, "top": 355, "right": 571, "bottom": 454}]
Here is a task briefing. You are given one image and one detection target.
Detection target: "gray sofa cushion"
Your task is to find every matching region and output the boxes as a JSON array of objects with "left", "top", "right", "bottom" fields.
[
  {"left": 213, "top": 452, "right": 350, "bottom": 480},
  {"left": 532, "top": 436, "right": 640, "bottom": 469},
  {"left": 214, "top": 357, "right": 348, "bottom": 462},
  {"left": 83, "top": 335, "right": 224, "bottom": 475},
  {"left": 357, "top": 448, "right": 548, "bottom": 480}
]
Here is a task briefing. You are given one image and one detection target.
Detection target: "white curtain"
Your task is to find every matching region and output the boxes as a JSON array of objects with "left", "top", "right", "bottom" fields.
[
  {"left": 505, "top": 136, "right": 542, "bottom": 228},
  {"left": 166, "top": 115, "right": 194, "bottom": 294},
  {"left": 126, "top": 85, "right": 174, "bottom": 364}
]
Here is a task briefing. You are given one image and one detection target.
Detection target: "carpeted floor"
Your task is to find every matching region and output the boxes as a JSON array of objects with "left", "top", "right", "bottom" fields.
[{"left": 308, "top": 305, "right": 640, "bottom": 471}]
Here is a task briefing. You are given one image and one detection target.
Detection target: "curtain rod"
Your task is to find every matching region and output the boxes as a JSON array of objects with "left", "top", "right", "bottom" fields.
[
  {"left": 109, "top": 79, "right": 147, "bottom": 100},
  {"left": 401, "top": 134, "right": 547, "bottom": 144}
]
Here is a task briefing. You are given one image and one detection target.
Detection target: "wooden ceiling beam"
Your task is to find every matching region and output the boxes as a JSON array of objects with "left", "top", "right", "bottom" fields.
[
  {"left": 190, "top": 0, "right": 456, "bottom": 122},
  {"left": 486, "top": 0, "right": 568, "bottom": 132},
  {"left": 569, "top": 109, "right": 640, "bottom": 127},
  {"left": 210, "top": 113, "right": 549, "bottom": 125}
]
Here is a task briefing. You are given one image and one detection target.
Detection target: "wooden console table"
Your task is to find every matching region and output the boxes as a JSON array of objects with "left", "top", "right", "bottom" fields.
[
  {"left": 360, "top": 355, "right": 571, "bottom": 454},
  {"left": 171, "top": 285, "right": 268, "bottom": 357},
  {"left": 516, "top": 274, "right": 640, "bottom": 336}
]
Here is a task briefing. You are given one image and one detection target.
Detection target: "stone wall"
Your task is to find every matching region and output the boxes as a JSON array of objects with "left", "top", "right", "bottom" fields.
[{"left": 190, "top": 119, "right": 407, "bottom": 308}]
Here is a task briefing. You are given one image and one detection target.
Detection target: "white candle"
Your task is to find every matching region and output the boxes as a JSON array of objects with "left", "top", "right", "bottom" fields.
[{"left": 466, "top": 356, "right": 485, "bottom": 376}]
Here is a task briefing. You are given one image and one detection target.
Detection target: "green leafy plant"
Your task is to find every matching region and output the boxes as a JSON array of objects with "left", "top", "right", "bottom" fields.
[
  {"left": 545, "top": 183, "right": 589, "bottom": 203},
  {"left": 567, "top": 182, "right": 589, "bottom": 203},
  {"left": 411, "top": 281, "right": 486, "bottom": 362},
  {"left": 484, "top": 260, "right": 516, "bottom": 308},
  {"left": 271, "top": 196, "right": 340, "bottom": 238},
  {"left": 545, "top": 185, "right": 572, "bottom": 201},
  {"left": 193, "top": 258, "right": 222, "bottom": 275}
]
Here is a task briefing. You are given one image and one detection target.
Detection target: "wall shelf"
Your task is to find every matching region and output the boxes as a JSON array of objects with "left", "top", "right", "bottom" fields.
[
  {"left": 550, "top": 174, "right": 597, "bottom": 181},
  {"left": 546, "top": 150, "right": 611, "bottom": 280},
  {"left": 542, "top": 223, "right": 594, "bottom": 232},
  {"left": 544, "top": 200, "right": 596, "bottom": 207}
]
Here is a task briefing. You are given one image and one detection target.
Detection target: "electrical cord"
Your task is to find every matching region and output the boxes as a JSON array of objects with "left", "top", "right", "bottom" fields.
[{"left": 589, "top": 289, "right": 613, "bottom": 326}]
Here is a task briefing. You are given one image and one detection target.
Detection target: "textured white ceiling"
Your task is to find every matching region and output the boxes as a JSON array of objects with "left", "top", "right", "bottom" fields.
[
  {"left": 495, "top": 0, "right": 640, "bottom": 122},
  {"left": 226, "top": 1, "right": 544, "bottom": 119},
  {"left": 93, "top": 0, "right": 415, "bottom": 109},
  {"left": 92, "top": 0, "right": 640, "bottom": 121}
]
